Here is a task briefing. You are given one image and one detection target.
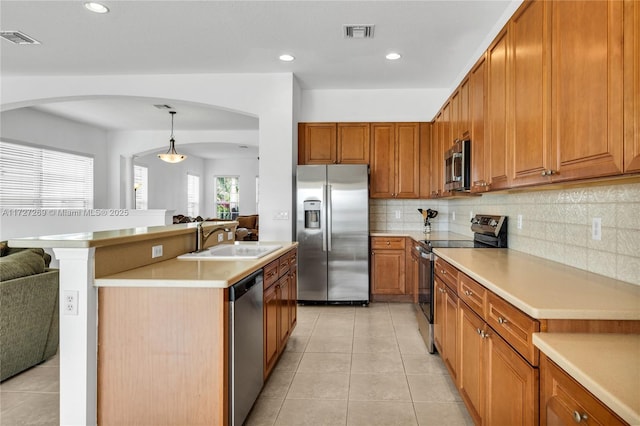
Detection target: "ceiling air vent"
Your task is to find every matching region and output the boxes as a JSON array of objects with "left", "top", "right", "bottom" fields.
[
  {"left": 153, "top": 104, "right": 173, "bottom": 110},
  {"left": 343, "top": 25, "right": 375, "bottom": 39},
  {"left": 0, "top": 31, "right": 41, "bottom": 45}
]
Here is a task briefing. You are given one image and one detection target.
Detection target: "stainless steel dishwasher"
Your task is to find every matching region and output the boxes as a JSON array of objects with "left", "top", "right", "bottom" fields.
[{"left": 229, "top": 269, "right": 264, "bottom": 426}]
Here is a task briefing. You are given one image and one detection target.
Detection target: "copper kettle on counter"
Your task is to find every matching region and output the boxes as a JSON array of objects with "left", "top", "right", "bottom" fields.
[{"left": 417, "top": 208, "right": 438, "bottom": 233}]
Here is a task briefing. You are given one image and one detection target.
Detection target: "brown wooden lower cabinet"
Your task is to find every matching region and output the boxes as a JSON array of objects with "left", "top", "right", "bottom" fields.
[
  {"left": 540, "top": 355, "right": 628, "bottom": 426},
  {"left": 263, "top": 248, "right": 298, "bottom": 379},
  {"left": 458, "top": 303, "right": 485, "bottom": 425}
]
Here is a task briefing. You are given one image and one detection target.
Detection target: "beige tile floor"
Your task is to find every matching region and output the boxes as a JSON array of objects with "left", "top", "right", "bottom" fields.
[
  {"left": 246, "top": 303, "right": 473, "bottom": 426},
  {"left": 0, "top": 303, "right": 472, "bottom": 426},
  {"left": 0, "top": 352, "right": 60, "bottom": 426}
]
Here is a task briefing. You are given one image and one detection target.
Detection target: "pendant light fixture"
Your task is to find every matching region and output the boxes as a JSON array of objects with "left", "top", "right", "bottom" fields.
[{"left": 158, "top": 111, "right": 187, "bottom": 163}]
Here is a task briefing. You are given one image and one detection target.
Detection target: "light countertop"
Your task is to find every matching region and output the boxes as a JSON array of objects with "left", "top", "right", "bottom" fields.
[
  {"left": 94, "top": 241, "right": 297, "bottom": 289},
  {"left": 370, "top": 230, "right": 471, "bottom": 242},
  {"left": 533, "top": 333, "right": 640, "bottom": 425},
  {"left": 8, "top": 221, "right": 238, "bottom": 249},
  {"left": 432, "top": 248, "right": 640, "bottom": 320}
]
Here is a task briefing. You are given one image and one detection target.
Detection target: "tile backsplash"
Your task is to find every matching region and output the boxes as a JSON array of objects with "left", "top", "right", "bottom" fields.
[{"left": 370, "top": 182, "right": 640, "bottom": 286}]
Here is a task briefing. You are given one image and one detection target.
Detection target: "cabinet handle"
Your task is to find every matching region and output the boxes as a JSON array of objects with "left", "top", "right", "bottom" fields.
[
  {"left": 441, "top": 270, "right": 446, "bottom": 275},
  {"left": 476, "top": 328, "right": 482, "bottom": 335},
  {"left": 386, "top": 241, "right": 390, "bottom": 245},
  {"left": 497, "top": 317, "right": 508, "bottom": 325},
  {"left": 464, "top": 290, "right": 473, "bottom": 296},
  {"left": 572, "top": 411, "right": 588, "bottom": 423},
  {"left": 439, "top": 288, "right": 446, "bottom": 293},
  {"left": 480, "top": 330, "right": 490, "bottom": 339}
]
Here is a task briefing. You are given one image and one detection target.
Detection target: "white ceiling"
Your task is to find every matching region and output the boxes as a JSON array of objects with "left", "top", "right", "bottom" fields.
[{"left": 1, "top": 0, "right": 517, "bottom": 158}]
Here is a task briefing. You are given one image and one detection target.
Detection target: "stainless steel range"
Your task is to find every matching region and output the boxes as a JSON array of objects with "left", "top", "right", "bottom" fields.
[{"left": 415, "top": 214, "right": 508, "bottom": 354}]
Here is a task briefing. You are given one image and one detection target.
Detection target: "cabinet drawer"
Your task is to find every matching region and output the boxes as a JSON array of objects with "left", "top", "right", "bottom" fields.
[
  {"left": 542, "top": 356, "right": 627, "bottom": 426},
  {"left": 264, "top": 260, "right": 279, "bottom": 289},
  {"left": 371, "top": 237, "right": 405, "bottom": 250},
  {"left": 434, "top": 257, "right": 458, "bottom": 292},
  {"left": 279, "top": 253, "right": 291, "bottom": 277},
  {"left": 486, "top": 292, "right": 539, "bottom": 365},
  {"left": 458, "top": 273, "right": 486, "bottom": 317},
  {"left": 288, "top": 249, "right": 297, "bottom": 268}
]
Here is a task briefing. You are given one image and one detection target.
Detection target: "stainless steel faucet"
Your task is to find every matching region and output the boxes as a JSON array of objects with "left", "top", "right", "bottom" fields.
[{"left": 195, "top": 222, "right": 229, "bottom": 252}]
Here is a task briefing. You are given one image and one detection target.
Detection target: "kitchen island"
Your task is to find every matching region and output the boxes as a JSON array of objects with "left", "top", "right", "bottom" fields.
[{"left": 9, "top": 222, "right": 296, "bottom": 426}]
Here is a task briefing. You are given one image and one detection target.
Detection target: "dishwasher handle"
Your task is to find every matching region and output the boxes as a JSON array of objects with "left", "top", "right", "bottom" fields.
[{"left": 229, "top": 269, "right": 264, "bottom": 301}]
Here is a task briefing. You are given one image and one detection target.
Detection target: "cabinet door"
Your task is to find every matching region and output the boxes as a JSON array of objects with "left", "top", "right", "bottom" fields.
[
  {"left": 451, "top": 90, "right": 461, "bottom": 142},
  {"left": 469, "top": 55, "right": 489, "bottom": 193},
  {"left": 550, "top": 0, "right": 624, "bottom": 181},
  {"left": 443, "top": 288, "right": 459, "bottom": 383},
  {"left": 419, "top": 123, "right": 432, "bottom": 198},
  {"left": 541, "top": 355, "right": 627, "bottom": 426},
  {"left": 370, "top": 123, "right": 396, "bottom": 198},
  {"left": 277, "top": 276, "right": 290, "bottom": 351},
  {"left": 624, "top": 0, "right": 640, "bottom": 173},
  {"left": 395, "top": 123, "right": 420, "bottom": 198},
  {"left": 263, "top": 283, "right": 279, "bottom": 378},
  {"left": 430, "top": 114, "right": 444, "bottom": 198},
  {"left": 487, "top": 27, "right": 511, "bottom": 190},
  {"left": 433, "top": 278, "right": 446, "bottom": 353},
  {"left": 484, "top": 329, "right": 539, "bottom": 426},
  {"left": 337, "top": 123, "right": 370, "bottom": 164},
  {"left": 459, "top": 77, "right": 470, "bottom": 139},
  {"left": 371, "top": 249, "right": 406, "bottom": 295},
  {"left": 458, "top": 303, "right": 485, "bottom": 426},
  {"left": 510, "top": 0, "right": 552, "bottom": 187},
  {"left": 289, "top": 265, "right": 297, "bottom": 331},
  {"left": 302, "top": 123, "right": 337, "bottom": 165}
]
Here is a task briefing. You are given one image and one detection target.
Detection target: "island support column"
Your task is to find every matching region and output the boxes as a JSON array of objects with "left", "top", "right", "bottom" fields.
[{"left": 53, "top": 247, "right": 98, "bottom": 426}]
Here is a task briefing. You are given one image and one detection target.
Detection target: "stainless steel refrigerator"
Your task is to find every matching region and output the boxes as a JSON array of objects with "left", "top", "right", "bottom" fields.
[{"left": 296, "top": 164, "right": 369, "bottom": 304}]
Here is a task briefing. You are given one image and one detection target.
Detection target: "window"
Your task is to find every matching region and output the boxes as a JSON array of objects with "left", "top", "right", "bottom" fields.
[
  {"left": 215, "top": 176, "right": 239, "bottom": 219},
  {"left": 187, "top": 173, "right": 200, "bottom": 217},
  {"left": 0, "top": 141, "right": 94, "bottom": 209},
  {"left": 134, "top": 165, "right": 148, "bottom": 210}
]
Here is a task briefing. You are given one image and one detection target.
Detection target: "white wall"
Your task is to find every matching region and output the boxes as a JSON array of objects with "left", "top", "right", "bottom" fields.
[
  {"left": 135, "top": 151, "right": 205, "bottom": 215},
  {"left": 299, "top": 88, "right": 450, "bottom": 122},
  {"left": 1, "top": 73, "right": 295, "bottom": 241},
  {"left": 204, "top": 157, "right": 259, "bottom": 219},
  {"left": 0, "top": 108, "right": 109, "bottom": 208}
]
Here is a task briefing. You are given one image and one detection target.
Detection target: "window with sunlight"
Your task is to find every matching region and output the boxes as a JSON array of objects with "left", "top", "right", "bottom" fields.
[
  {"left": 0, "top": 141, "right": 94, "bottom": 209},
  {"left": 215, "top": 176, "right": 239, "bottom": 219},
  {"left": 187, "top": 173, "right": 200, "bottom": 217},
  {"left": 134, "top": 165, "right": 148, "bottom": 210}
]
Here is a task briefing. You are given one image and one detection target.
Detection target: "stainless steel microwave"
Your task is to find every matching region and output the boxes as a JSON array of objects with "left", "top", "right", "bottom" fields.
[{"left": 444, "top": 139, "right": 471, "bottom": 191}]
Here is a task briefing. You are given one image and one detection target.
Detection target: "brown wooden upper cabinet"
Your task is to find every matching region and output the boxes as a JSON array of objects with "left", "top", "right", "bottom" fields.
[
  {"left": 430, "top": 113, "right": 444, "bottom": 198},
  {"left": 469, "top": 54, "right": 489, "bottom": 193},
  {"left": 486, "top": 27, "right": 511, "bottom": 191},
  {"left": 550, "top": 0, "right": 625, "bottom": 182},
  {"left": 624, "top": 0, "right": 640, "bottom": 173},
  {"left": 298, "top": 122, "right": 370, "bottom": 165},
  {"left": 419, "top": 122, "right": 432, "bottom": 199},
  {"left": 370, "top": 122, "right": 420, "bottom": 198}
]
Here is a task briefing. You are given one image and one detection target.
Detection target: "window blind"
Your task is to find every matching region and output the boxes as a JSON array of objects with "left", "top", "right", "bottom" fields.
[
  {"left": 134, "top": 165, "right": 148, "bottom": 210},
  {"left": 0, "top": 141, "right": 94, "bottom": 209},
  {"left": 187, "top": 173, "right": 200, "bottom": 217}
]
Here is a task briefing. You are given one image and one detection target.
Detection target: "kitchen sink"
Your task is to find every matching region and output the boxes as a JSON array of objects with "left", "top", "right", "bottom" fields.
[{"left": 177, "top": 243, "right": 282, "bottom": 260}]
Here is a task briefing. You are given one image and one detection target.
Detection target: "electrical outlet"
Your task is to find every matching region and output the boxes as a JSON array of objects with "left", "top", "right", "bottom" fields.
[
  {"left": 452, "top": 211, "right": 456, "bottom": 221},
  {"left": 152, "top": 245, "right": 163, "bottom": 258},
  {"left": 517, "top": 215, "right": 523, "bottom": 230},
  {"left": 395, "top": 210, "right": 401, "bottom": 219},
  {"left": 63, "top": 290, "right": 78, "bottom": 316},
  {"left": 217, "top": 233, "right": 224, "bottom": 242},
  {"left": 274, "top": 211, "right": 289, "bottom": 220},
  {"left": 227, "top": 231, "right": 234, "bottom": 240},
  {"left": 592, "top": 218, "right": 602, "bottom": 241}
]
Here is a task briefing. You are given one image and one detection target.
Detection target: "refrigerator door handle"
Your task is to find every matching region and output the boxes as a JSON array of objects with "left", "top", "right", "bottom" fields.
[
  {"left": 326, "top": 184, "right": 332, "bottom": 252},
  {"left": 321, "top": 184, "right": 327, "bottom": 252}
]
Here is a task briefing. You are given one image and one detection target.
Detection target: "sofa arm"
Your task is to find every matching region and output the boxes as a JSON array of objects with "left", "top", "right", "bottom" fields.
[{"left": 0, "top": 269, "right": 59, "bottom": 381}]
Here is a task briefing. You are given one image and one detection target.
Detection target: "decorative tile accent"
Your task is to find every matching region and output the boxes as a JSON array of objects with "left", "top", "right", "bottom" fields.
[{"left": 370, "top": 182, "right": 640, "bottom": 285}]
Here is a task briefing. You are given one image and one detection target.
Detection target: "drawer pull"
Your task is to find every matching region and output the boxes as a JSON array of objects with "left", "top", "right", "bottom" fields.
[
  {"left": 386, "top": 241, "right": 390, "bottom": 245},
  {"left": 572, "top": 411, "right": 588, "bottom": 423},
  {"left": 464, "top": 290, "right": 473, "bottom": 296},
  {"left": 497, "top": 317, "right": 508, "bottom": 325},
  {"left": 441, "top": 270, "right": 447, "bottom": 275},
  {"left": 439, "top": 288, "right": 446, "bottom": 293}
]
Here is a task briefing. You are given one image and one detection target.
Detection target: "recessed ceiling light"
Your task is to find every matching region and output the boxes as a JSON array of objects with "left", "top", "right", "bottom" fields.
[
  {"left": 386, "top": 52, "right": 402, "bottom": 61},
  {"left": 84, "top": 2, "right": 109, "bottom": 14},
  {"left": 279, "top": 54, "right": 295, "bottom": 62}
]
